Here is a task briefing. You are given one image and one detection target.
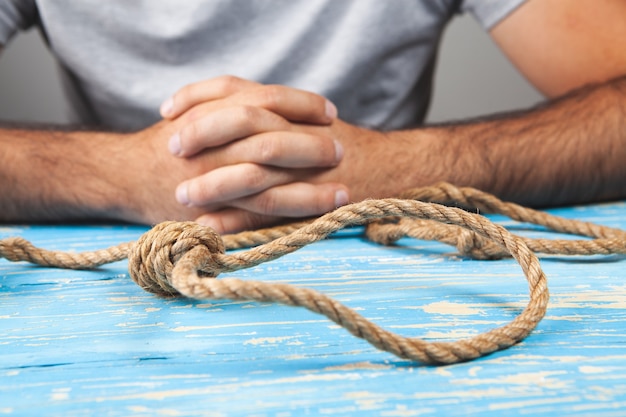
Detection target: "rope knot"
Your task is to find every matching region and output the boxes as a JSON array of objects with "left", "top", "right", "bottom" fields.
[
  {"left": 455, "top": 229, "right": 506, "bottom": 260},
  {"left": 128, "top": 221, "right": 225, "bottom": 296}
]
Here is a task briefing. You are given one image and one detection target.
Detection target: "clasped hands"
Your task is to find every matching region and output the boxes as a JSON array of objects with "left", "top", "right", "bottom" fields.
[{"left": 128, "top": 76, "right": 392, "bottom": 232}]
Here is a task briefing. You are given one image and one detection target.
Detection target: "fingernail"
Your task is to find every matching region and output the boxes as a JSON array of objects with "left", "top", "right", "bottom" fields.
[
  {"left": 333, "top": 140, "right": 344, "bottom": 163},
  {"left": 325, "top": 100, "right": 338, "bottom": 120},
  {"left": 334, "top": 189, "right": 349, "bottom": 207},
  {"left": 168, "top": 133, "right": 182, "bottom": 156},
  {"left": 176, "top": 183, "right": 190, "bottom": 206},
  {"left": 160, "top": 96, "right": 174, "bottom": 117}
]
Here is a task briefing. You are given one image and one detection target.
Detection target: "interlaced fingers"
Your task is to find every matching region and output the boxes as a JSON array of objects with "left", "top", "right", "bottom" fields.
[{"left": 1, "top": 183, "right": 623, "bottom": 364}]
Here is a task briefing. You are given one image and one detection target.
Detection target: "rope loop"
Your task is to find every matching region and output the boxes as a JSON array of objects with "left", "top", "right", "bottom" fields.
[
  {"left": 128, "top": 221, "right": 225, "bottom": 296},
  {"left": 3, "top": 183, "right": 626, "bottom": 364}
]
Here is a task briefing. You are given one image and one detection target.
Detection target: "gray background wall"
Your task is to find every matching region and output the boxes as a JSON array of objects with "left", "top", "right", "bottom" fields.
[{"left": 0, "top": 14, "right": 543, "bottom": 125}]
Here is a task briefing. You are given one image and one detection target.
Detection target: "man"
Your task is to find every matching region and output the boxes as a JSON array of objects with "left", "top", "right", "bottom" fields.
[{"left": 0, "top": 0, "right": 624, "bottom": 233}]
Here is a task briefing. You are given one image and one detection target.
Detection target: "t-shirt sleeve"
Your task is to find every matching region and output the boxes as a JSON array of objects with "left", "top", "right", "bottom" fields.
[
  {"left": 460, "top": 0, "right": 527, "bottom": 30},
  {"left": 0, "top": 0, "right": 38, "bottom": 45}
]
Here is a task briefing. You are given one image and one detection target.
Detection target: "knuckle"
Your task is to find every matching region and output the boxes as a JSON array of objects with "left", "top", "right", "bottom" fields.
[
  {"left": 175, "top": 84, "right": 193, "bottom": 106},
  {"left": 234, "top": 105, "right": 260, "bottom": 130},
  {"left": 243, "top": 165, "right": 268, "bottom": 190},
  {"left": 253, "top": 193, "right": 277, "bottom": 216},
  {"left": 257, "top": 85, "right": 284, "bottom": 108},
  {"left": 257, "top": 136, "right": 281, "bottom": 162},
  {"left": 210, "top": 180, "right": 228, "bottom": 201},
  {"left": 188, "top": 179, "right": 215, "bottom": 205},
  {"left": 182, "top": 103, "right": 205, "bottom": 122},
  {"left": 239, "top": 104, "right": 288, "bottom": 131},
  {"left": 215, "top": 75, "right": 243, "bottom": 96}
]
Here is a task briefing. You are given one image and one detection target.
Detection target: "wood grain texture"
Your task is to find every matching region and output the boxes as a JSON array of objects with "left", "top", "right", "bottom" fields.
[{"left": 1, "top": 202, "right": 626, "bottom": 416}]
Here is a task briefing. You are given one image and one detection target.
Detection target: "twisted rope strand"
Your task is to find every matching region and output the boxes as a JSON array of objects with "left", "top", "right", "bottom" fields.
[
  {"left": 366, "top": 219, "right": 626, "bottom": 260},
  {"left": 0, "top": 237, "right": 132, "bottom": 268},
  {"left": 400, "top": 182, "right": 626, "bottom": 239},
  {"left": 1, "top": 183, "right": 623, "bottom": 364}
]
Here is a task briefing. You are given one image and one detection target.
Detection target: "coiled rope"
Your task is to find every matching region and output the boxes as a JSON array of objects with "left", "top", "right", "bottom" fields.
[{"left": 2, "top": 183, "right": 625, "bottom": 364}]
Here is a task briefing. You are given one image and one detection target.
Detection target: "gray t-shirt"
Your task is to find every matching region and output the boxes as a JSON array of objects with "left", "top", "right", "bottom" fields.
[{"left": 0, "top": 0, "right": 525, "bottom": 131}]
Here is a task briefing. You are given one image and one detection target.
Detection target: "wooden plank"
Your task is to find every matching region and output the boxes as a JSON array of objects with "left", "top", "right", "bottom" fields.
[{"left": 1, "top": 202, "right": 626, "bottom": 416}]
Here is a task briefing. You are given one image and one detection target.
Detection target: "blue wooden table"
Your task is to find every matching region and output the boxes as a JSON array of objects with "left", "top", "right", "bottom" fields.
[{"left": 1, "top": 201, "right": 626, "bottom": 416}]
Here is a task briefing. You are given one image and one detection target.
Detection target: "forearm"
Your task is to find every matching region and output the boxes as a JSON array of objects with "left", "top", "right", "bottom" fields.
[
  {"left": 0, "top": 127, "right": 132, "bottom": 222},
  {"left": 390, "top": 75, "right": 626, "bottom": 207}
]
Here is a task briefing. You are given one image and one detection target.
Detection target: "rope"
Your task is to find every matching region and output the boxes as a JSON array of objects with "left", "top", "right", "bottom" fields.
[{"left": 1, "top": 183, "right": 624, "bottom": 364}]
